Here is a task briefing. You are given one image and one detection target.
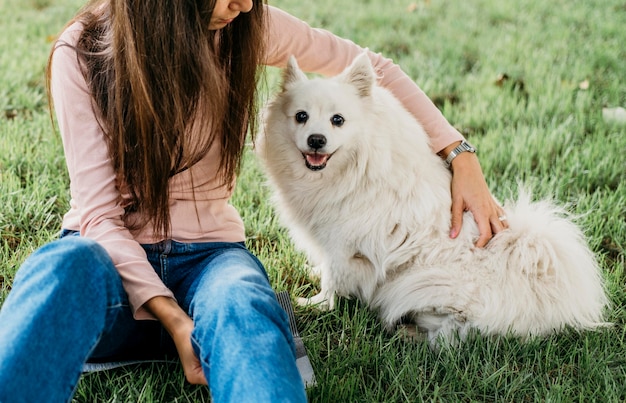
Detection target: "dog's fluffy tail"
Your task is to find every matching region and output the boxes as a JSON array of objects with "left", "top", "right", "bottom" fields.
[
  {"left": 477, "top": 190, "right": 610, "bottom": 336},
  {"left": 373, "top": 189, "right": 609, "bottom": 344}
]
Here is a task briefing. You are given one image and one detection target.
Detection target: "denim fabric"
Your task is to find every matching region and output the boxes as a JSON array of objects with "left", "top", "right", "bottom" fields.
[{"left": 0, "top": 231, "right": 306, "bottom": 403}]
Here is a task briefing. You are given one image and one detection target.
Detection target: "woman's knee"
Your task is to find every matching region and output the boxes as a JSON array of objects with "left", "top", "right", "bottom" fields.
[
  {"left": 31, "top": 235, "right": 110, "bottom": 271},
  {"left": 193, "top": 251, "right": 273, "bottom": 308},
  {"left": 14, "top": 236, "right": 118, "bottom": 301},
  {"left": 192, "top": 276, "right": 288, "bottom": 344}
]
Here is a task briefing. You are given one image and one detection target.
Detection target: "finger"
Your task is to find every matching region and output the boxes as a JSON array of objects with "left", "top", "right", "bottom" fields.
[
  {"left": 186, "top": 368, "right": 208, "bottom": 385},
  {"left": 491, "top": 216, "right": 505, "bottom": 234},
  {"left": 494, "top": 210, "right": 509, "bottom": 232},
  {"left": 449, "top": 198, "right": 464, "bottom": 239},
  {"left": 182, "top": 356, "right": 208, "bottom": 385},
  {"left": 475, "top": 232, "right": 492, "bottom": 248},
  {"left": 500, "top": 214, "right": 510, "bottom": 229},
  {"left": 474, "top": 218, "right": 493, "bottom": 248}
]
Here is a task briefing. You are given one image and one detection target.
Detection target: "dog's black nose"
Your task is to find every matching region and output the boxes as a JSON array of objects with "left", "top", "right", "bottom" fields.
[{"left": 307, "top": 134, "right": 327, "bottom": 150}]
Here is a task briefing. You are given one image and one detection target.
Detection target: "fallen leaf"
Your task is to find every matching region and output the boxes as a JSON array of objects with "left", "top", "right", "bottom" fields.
[
  {"left": 495, "top": 73, "right": 509, "bottom": 87},
  {"left": 4, "top": 109, "right": 18, "bottom": 120}
]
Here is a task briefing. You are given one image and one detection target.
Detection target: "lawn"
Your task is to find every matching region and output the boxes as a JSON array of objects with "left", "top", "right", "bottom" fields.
[{"left": 1, "top": 0, "right": 625, "bottom": 401}]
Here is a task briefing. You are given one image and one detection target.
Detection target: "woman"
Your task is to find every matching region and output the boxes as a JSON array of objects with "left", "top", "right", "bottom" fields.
[{"left": 0, "top": 0, "right": 506, "bottom": 402}]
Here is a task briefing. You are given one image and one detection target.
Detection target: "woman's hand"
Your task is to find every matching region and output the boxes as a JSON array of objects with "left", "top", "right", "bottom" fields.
[
  {"left": 443, "top": 144, "right": 508, "bottom": 247},
  {"left": 144, "top": 296, "right": 208, "bottom": 385}
]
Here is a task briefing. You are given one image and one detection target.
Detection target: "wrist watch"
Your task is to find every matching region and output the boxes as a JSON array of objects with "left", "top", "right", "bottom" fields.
[{"left": 444, "top": 140, "right": 476, "bottom": 168}]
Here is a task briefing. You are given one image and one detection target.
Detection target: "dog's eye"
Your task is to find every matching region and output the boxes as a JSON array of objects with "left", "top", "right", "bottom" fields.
[
  {"left": 295, "top": 111, "right": 308, "bottom": 124},
  {"left": 331, "top": 114, "right": 345, "bottom": 127}
]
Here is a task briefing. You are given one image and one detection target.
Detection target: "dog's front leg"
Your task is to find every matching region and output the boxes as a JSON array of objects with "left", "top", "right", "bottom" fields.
[
  {"left": 297, "top": 264, "right": 336, "bottom": 310},
  {"left": 306, "top": 264, "right": 322, "bottom": 280}
]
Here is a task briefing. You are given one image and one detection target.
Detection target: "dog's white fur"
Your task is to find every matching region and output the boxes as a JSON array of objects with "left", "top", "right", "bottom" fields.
[{"left": 256, "top": 54, "right": 608, "bottom": 345}]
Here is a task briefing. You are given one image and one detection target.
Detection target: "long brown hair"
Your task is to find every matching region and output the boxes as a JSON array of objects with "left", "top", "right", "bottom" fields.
[{"left": 47, "top": 0, "right": 267, "bottom": 237}]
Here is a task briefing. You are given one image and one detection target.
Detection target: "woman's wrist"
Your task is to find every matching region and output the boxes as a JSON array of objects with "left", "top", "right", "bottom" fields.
[
  {"left": 439, "top": 141, "right": 480, "bottom": 172},
  {"left": 449, "top": 150, "right": 480, "bottom": 172},
  {"left": 439, "top": 140, "right": 477, "bottom": 170},
  {"left": 144, "top": 296, "right": 192, "bottom": 338},
  {"left": 438, "top": 141, "right": 462, "bottom": 159}
]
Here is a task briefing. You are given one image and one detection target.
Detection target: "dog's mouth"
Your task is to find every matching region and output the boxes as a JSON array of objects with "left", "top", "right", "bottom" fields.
[{"left": 302, "top": 152, "right": 332, "bottom": 171}]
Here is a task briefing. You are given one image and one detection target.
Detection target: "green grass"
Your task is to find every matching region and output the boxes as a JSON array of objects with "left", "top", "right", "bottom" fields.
[{"left": 1, "top": 0, "right": 625, "bottom": 401}]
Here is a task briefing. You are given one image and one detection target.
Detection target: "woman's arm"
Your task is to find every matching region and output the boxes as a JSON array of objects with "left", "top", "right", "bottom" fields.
[
  {"left": 50, "top": 24, "right": 175, "bottom": 319},
  {"left": 144, "top": 296, "right": 207, "bottom": 385}
]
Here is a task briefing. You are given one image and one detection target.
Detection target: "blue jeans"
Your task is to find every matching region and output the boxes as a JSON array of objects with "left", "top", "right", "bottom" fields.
[{"left": 0, "top": 232, "right": 306, "bottom": 403}]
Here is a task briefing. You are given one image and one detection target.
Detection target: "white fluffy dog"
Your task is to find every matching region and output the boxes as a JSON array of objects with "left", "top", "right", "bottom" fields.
[{"left": 256, "top": 54, "right": 608, "bottom": 345}]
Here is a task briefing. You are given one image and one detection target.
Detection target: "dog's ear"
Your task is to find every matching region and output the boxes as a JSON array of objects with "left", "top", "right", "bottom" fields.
[
  {"left": 281, "top": 56, "right": 308, "bottom": 91},
  {"left": 343, "top": 53, "right": 375, "bottom": 97}
]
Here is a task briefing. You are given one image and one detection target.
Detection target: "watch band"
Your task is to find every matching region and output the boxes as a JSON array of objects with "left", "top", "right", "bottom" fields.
[{"left": 445, "top": 140, "right": 476, "bottom": 168}]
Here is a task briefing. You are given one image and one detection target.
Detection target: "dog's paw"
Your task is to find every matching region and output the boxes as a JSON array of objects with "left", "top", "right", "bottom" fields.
[{"left": 297, "top": 292, "right": 333, "bottom": 310}]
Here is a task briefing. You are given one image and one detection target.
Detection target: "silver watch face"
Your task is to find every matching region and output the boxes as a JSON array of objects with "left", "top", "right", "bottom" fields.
[{"left": 462, "top": 141, "right": 476, "bottom": 153}]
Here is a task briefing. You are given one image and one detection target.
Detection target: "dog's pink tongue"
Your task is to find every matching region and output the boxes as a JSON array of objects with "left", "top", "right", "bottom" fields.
[{"left": 305, "top": 153, "right": 329, "bottom": 166}]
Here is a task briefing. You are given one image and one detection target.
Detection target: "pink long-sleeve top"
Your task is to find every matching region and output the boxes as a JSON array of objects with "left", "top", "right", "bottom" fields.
[{"left": 50, "top": 6, "right": 464, "bottom": 320}]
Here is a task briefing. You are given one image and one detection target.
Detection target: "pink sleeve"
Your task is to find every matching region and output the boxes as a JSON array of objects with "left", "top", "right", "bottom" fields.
[
  {"left": 50, "top": 26, "right": 174, "bottom": 320},
  {"left": 265, "top": 6, "right": 464, "bottom": 152}
]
